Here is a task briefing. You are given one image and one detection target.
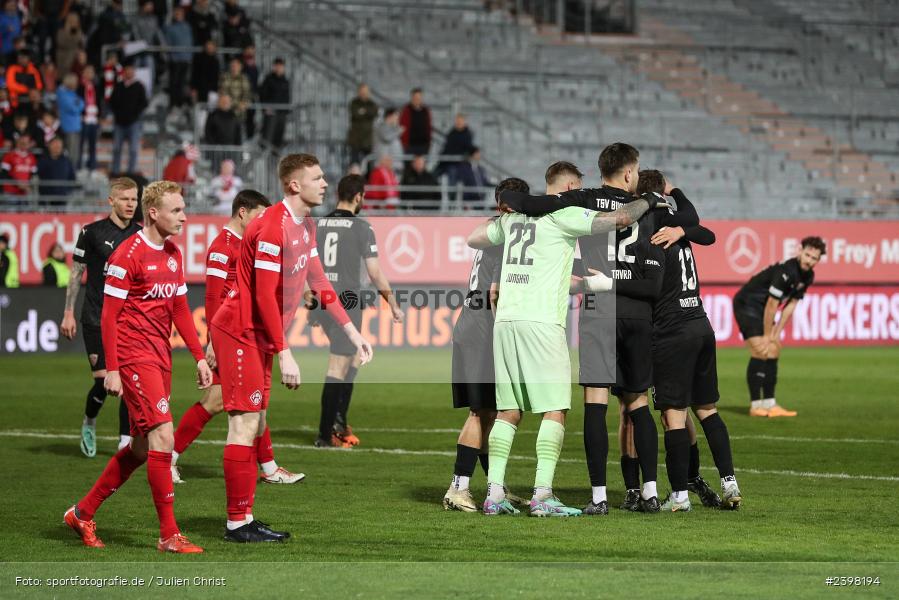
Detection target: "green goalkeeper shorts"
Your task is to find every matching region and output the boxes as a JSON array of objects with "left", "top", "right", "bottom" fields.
[{"left": 493, "top": 320, "right": 572, "bottom": 414}]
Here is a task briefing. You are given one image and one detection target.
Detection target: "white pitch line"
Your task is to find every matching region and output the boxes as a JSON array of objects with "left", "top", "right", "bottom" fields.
[
  {"left": 59, "top": 424, "right": 896, "bottom": 445},
  {"left": 3, "top": 430, "right": 898, "bottom": 483}
]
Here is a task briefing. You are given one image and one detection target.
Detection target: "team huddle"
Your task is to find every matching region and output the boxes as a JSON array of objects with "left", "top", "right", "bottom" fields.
[
  {"left": 59, "top": 144, "right": 824, "bottom": 551},
  {"left": 446, "top": 142, "right": 824, "bottom": 517}
]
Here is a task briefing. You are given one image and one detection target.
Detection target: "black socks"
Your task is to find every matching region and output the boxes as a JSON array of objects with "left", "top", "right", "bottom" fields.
[
  {"left": 664, "top": 428, "right": 690, "bottom": 492},
  {"left": 84, "top": 377, "right": 106, "bottom": 419},
  {"left": 583, "top": 404, "right": 609, "bottom": 487},
  {"left": 628, "top": 405, "right": 658, "bottom": 485},
  {"left": 318, "top": 376, "right": 344, "bottom": 438},
  {"left": 700, "top": 413, "right": 735, "bottom": 479},
  {"left": 747, "top": 357, "right": 767, "bottom": 401},
  {"left": 763, "top": 358, "right": 778, "bottom": 399}
]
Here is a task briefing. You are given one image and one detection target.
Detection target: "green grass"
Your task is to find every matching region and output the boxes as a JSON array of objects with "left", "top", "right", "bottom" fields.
[{"left": 1, "top": 347, "right": 898, "bottom": 597}]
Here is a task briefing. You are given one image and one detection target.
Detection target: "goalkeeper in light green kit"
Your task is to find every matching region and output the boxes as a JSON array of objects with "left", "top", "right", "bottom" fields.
[{"left": 467, "top": 188, "right": 662, "bottom": 516}]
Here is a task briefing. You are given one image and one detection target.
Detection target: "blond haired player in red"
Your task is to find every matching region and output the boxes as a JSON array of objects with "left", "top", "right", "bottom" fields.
[
  {"left": 211, "top": 153, "right": 373, "bottom": 543},
  {"left": 171, "top": 190, "right": 304, "bottom": 486},
  {"left": 64, "top": 180, "right": 213, "bottom": 554}
]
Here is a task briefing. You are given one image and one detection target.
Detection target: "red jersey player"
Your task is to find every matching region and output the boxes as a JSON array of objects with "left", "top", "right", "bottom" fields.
[
  {"left": 211, "top": 153, "right": 373, "bottom": 543},
  {"left": 171, "top": 190, "right": 305, "bottom": 485},
  {"left": 64, "top": 181, "right": 213, "bottom": 554}
]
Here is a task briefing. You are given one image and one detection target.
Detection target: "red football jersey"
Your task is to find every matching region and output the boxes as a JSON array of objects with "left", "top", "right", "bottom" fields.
[
  {"left": 103, "top": 230, "right": 189, "bottom": 370},
  {"left": 204, "top": 225, "right": 241, "bottom": 324},
  {"left": 1, "top": 150, "right": 36, "bottom": 194},
  {"left": 213, "top": 200, "right": 350, "bottom": 353}
]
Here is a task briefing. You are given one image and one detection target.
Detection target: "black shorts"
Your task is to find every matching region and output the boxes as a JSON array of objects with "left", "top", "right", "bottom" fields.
[
  {"left": 320, "top": 309, "right": 363, "bottom": 356},
  {"left": 611, "top": 318, "right": 653, "bottom": 395},
  {"left": 652, "top": 321, "right": 720, "bottom": 410},
  {"left": 733, "top": 302, "right": 764, "bottom": 339},
  {"left": 578, "top": 317, "right": 616, "bottom": 388},
  {"left": 451, "top": 340, "right": 496, "bottom": 411},
  {"left": 82, "top": 323, "right": 106, "bottom": 372}
]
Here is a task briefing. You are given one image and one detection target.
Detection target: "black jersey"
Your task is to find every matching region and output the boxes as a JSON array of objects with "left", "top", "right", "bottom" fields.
[
  {"left": 315, "top": 209, "right": 378, "bottom": 303},
  {"left": 652, "top": 212, "right": 708, "bottom": 339},
  {"left": 72, "top": 216, "right": 142, "bottom": 326},
  {"left": 452, "top": 240, "right": 503, "bottom": 345},
  {"left": 733, "top": 257, "right": 814, "bottom": 314},
  {"left": 556, "top": 185, "right": 662, "bottom": 320}
]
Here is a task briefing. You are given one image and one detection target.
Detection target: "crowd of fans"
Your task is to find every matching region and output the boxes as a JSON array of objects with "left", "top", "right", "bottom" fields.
[{"left": 346, "top": 85, "right": 493, "bottom": 210}]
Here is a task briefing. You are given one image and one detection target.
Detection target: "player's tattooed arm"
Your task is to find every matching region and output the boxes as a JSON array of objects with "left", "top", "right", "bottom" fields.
[{"left": 60, "top": 262, "right": 86, "bottom": 339}]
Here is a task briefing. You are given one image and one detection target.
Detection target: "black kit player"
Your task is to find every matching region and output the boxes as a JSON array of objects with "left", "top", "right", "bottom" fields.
[
  {"left": 443, "top": 177, "right": 531, "bottom": 513},
  {"left": 637, "top": 169, "right": 742, "bottom": 511},
  {"left": 311, "top": 174, "right": 404, "bottom": 448},
  {"left": 733, "top": 236, "right": 826, "bottom": 418},
  {"left": 60, "top": 177, "right": 142, "bottom": 457},
  {"left": 502, "top": 143, "right": 712, "bottom": 515}
]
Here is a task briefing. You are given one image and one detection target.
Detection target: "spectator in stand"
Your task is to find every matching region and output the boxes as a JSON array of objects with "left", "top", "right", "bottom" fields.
[
  {"left": 87, "top": 0, "right": 129, "bottom": 69},
  {"left": 399, "top": 87, "right": 432, "bottom": 159},
  {"left": 208, "top": 158, "right": 242, "bottom": 214},
  {"left": 219, "top": 56, "right": 251, "bottom": 122},
  {"left": 132, "top": 1, "right": 163, "bottom": 83},
  {"left": 162, "top": 143, "right": 199, "bottom": 184},
  {"left": 55, "top": 12, "right": 84, "bottom": 80},
  {"left": 0, "top": 1, "right": 21, "bottom": 60},
  {"left": 69, "top": 0, "right": 94, "bottom": 38},
  {"left": 109, "top": 62, "right": 148, "bottom": 174},
  {"left": 6, "top": 50, "right": 42, "bottom": 107},
  {"left": 40, "top": 57, "right": 58, "bottom": 96},
  {"left": 204, "top": 92, "right": 241, "bottom": 170},
  {"left": 2, "top": 133, "right": 37, "bottom": 197},
  {"left": 366, "top": 153, "right": 399, "bottom": 210},
  {"left": 241, "top": 45, "right": 259, "bottom": 137},
  {"left": 191, "top": 39, "right": 220, "bottom": 106},
  {"left": 42, "top": 242, "right": 69, "bottom": 287},
  {"left": 400, "top": 154, "right": 440, "bottom": 210},
  {"left": 78, "top": 64, "right": 99, "bottom": 171},
  {"left": 37, "top": 136, "right": 76, "bottom": 201},
  {"left": 258, "top": 57, "right": 289, "bottom": 149},
  {"left": 0, "top": 88, "right": 11, "bottom": 120},
  {"left": 34, "top": 0, "right": 68, "bottom": 65},
  {"left": 163, "top": 6, "right": 193, "bottom": 111},
  {"left": 3, "top": 112, "right": 40, "bottom": 148},
  {"left": 373, "top": 107, "right": 403, "bottom": 169},
  {"left": 454, "top": 146, "right": 492, "bottom": 204},
  {"left": 69, "top": 49, "right": 88, "bottom": 80},
  {"left": 57, "top": 73, "right": 84, "bottom": 164},
  {"left": 4, "top": 35, "right": 25, "bottom": 67},
  {"left": 188, "top": 0, "right": 218, "bottom": 46},
  {"left": 37, "top": 110, "right": 61, "bottom": 151},
  {"left": 223, "top": 2, "right": 252, "bottom": 49},
  {"left": 101, "top": 50, "right": 122, "bottom": 115},
  {"left": 22, "top": 89, "right": 49, "bottom": 125},
  {"left": 438, "top": 113, "right": 473, "bottom": 178},
  {"left": 346, "top": 82, "right": 377, "bottom": 167},
  {"left": 0, "top": 233, "right": 20, "bottom": 287}
]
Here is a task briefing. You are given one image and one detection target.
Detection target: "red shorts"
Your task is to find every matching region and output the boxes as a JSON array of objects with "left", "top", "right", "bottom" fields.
[
  {"left": 211, "top": 368, "right": 221, "bottom": 386},
  {"left": 119, "top": 363, "right": 173, "bottom": 436},
  {"left": 212, "top": 327, "right": 272, "bottom": 413}
]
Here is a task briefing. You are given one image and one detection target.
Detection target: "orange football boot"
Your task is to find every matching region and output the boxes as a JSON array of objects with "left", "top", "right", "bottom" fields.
[
  {"left": 157, "top": 533, "right": 204, "bottom": 554},
  {"left": 767, "top": 404, "right": 797, "bottom": 418},
  {"left": 64, "top": 506, "right": 105, "bottom": 548}
]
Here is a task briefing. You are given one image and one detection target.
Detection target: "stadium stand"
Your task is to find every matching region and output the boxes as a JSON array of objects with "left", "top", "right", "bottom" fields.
[{"left": 0, "top": 0, "right": 895, "bottom": 217}]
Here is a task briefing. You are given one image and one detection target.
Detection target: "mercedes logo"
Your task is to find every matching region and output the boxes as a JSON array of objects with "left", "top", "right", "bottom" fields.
[
  {"left": 725, "top": 227, "right": 762, "bottom": 274},
  {"left": 384, "top": 224, "right": 424, "bottom": 274}
]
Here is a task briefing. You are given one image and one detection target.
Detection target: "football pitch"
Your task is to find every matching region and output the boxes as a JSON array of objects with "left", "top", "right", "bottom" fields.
[{"left": 2, "top": 346, "right": 897, "bottom": 598}]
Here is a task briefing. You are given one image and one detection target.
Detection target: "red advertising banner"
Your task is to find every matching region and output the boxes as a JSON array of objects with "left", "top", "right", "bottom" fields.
[
  {"left": 1, "top": 213, "right": 898, "bottom": 285},
  {"left": 701, "top": 286, "right": 899, "bottom": 347}
]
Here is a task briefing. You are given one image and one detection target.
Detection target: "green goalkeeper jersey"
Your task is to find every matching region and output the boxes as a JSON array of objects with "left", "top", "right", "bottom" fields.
[{"left": 487, "top": 206, "right": 596, "bottom": 327}]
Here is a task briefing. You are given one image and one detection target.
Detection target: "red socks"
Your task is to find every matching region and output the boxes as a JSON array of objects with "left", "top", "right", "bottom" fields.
[
  {"left": 223, "top": 444, "right": 255, "bottom": 522},
  {"left": 174, "top": 402, "right": 214, "bottom": 454},
  {"left": 146, "top": 450, "right": 179, "bottom": 539},
  {"left": 77, "top": 446, "right": 146, "bottom": 521},
  {"left": 246, "top": 446, "right": 258, "bottom": 518},
  {"left": 255, "top": 426, "right": 274, "bottom": 465}
]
